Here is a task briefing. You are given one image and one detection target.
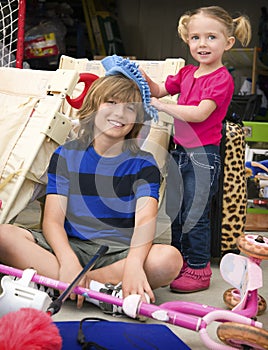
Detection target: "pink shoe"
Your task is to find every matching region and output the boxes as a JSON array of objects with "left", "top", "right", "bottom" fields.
[
  {"left": 170, "top": 263, "right": 212, "bottom": 293},
  {"left": 175, "top": 259, "right": 188, "bottom": 279}
]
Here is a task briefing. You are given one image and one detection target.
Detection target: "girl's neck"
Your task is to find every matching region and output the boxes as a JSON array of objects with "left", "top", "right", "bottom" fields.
[{"left": 195, "top": 62, "right": 223, "bottom": 78}]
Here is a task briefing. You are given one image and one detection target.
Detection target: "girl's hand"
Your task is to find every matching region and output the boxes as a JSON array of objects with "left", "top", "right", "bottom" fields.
[
  {"left": 139, "top": 67, "right": 147, "bottom": 80},
  {"left": 150, "top": 97, "right": 164, "bottom": 111}
]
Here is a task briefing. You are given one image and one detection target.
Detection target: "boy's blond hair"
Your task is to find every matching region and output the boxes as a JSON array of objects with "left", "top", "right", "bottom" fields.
[{"left": 77, "top": 74, "right": 144, "bottom": 152}]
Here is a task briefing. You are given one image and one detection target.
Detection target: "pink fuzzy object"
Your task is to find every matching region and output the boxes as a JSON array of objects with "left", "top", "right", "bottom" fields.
[{"left": 0, "top": 308, "right": 62, "bottom": 349}]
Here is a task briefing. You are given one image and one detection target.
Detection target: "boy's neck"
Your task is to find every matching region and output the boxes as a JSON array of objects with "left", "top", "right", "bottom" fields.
[{"left": 93, "top": 139, "right": 124, "bottom": 157}]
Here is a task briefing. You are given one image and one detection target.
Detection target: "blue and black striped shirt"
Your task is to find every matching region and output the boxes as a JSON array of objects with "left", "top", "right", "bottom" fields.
[{"left": 46, "top": 140, "right": 160, "bottom": 245}]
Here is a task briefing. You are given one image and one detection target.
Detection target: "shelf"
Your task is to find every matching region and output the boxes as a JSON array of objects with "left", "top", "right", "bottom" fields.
[
  {"left": 243, "top": 121, "right": 268, "bottom": 142},
  {"left": 223, "top": 47, "right": 268, "bottom": 94}
]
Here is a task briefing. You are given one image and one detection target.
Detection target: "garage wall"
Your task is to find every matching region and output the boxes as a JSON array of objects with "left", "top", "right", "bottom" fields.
[{"left": 116, "top": 0, "right": 265, "bottom": 61}]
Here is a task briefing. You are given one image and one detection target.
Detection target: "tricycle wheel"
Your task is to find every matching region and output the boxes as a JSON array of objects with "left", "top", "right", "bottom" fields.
[
  {"left": 237, "top": 234, "right": 268, "bottom": 259},
  {"left": 217, "top": 322, "right": 268, "bottom": 349},
  {"left": 223, "top": 287, "right": 267, "bottom": 315}
]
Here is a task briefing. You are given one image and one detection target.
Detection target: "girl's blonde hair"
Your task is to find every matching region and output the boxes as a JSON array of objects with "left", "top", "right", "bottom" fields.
[
  {"left": 178, "top": 6, "right": 252, "bottom": 47},
  {"left": 77, "top": 74, "right": 144, "bottom": 153}
]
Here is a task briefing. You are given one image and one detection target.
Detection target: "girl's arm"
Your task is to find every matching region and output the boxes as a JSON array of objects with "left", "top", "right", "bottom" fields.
[
  {"left": 140, "top": 68, "right": 168, "bottom": 98},
  {"left": 121, "top": 196, "right": 158, "bottom": 303},
  {"left": 141, "top": 68, "right": 216, "bottom": 122},
  {"left": 151, "top": 97, "right": 217, "bottom": 123}
]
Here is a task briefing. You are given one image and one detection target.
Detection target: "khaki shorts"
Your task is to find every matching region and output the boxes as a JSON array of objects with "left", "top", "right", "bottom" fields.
[{"left": 29, "top": 229, "right": 129, "bottom": 269}]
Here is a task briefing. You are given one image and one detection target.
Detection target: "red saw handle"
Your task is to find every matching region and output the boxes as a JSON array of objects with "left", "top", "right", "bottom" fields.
[{"left": 66, "top": 72, "right": 99, "bottom": 109}]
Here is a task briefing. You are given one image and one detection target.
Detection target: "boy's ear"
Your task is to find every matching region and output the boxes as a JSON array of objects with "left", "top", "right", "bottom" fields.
[{"left": 225, "top": 36, "right": 235, "bottom": 51}]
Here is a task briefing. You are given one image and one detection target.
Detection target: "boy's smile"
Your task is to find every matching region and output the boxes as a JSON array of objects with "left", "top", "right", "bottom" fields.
[{"left": 107, "top": 118, "right": 126, "bottom": 128}]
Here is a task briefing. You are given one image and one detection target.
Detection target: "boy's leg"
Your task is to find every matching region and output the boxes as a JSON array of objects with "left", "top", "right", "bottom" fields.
[
  {"left": 87, "top": 243, "right": 181, "bottom": 290},
  {"left": 0, "top": 224, "right": 60, "bottom": 279}
]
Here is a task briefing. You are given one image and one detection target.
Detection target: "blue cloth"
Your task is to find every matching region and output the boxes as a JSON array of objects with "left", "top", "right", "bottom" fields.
[
  {"left": 166, "top": 145, "right": 221, "bottom": 268},
  {"left": 245, "top": 160, "right": 268, "bottom": 177},
  {"left": 55, "top": 320, "right": 191, "bottom": 350},
  {"left": 101, "top": 55, "right": 158, "bottom": 121},
  {"left": 46, "top": 140, "right": 160, "bottom": 245}
]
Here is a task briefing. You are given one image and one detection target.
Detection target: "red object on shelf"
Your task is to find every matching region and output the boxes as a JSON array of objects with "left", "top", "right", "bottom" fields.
[{"left": 248, "top": 198, "right": 268, "bottom": 207}]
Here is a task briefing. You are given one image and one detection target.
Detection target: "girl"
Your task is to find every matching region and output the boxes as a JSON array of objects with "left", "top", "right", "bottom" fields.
[
  {"left": 0, "top": 57, "right": 182, "bottom": 313},
  {"left": 142, "top": 6, "right": 252, "bottom": 293}
]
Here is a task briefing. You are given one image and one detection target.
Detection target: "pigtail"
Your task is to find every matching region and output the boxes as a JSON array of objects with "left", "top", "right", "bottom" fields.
[
  {"left": 178, "top": 14, "right": 190, "bottom": 43},
  {"left": 233, "top": 16, "right": 252, "bottom": 47}
]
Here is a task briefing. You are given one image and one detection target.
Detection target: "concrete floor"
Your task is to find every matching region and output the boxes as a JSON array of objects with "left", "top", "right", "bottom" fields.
[{"left": 6, "top": 201, "right": 268, "bottom": 349}]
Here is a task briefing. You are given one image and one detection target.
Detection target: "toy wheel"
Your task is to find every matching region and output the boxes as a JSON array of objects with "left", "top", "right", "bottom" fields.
[
  {"left": 223, "top": 288, "right": 267, "bottom": 316},
  {"left": 237, "top": 234, "right": 268, "bottom": 259},
  {"left": 217, "top": 322, "right": 268, "bottom": 349}
]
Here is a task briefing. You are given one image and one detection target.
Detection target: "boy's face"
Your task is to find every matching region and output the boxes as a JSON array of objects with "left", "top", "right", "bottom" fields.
[{"left": 94, "top": 98, "right": 138, "bottom": 142}]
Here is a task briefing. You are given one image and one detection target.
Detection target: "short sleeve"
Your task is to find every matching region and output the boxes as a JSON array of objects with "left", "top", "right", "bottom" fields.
[
  {"left": 133, "top": 154, "right": 160, "bottom": 201},
  {"left": 165, "top": 65, "right": 197, "bottom": 96},
  {"left": 201, "top": 70, "right": 234, "bottom": 107},
  {"left": 46, "top": 146, "right": 69, "bottom": 196}
]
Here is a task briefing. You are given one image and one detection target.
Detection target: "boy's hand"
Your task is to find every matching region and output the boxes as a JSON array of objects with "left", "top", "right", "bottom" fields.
[{"left": 122, "top": 265, "right": 155, "bottom": 304}]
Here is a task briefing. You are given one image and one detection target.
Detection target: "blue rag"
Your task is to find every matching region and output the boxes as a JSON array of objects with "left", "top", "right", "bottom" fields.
[{"left": 101, "top": 54, "right": 158, "bottom": 121}]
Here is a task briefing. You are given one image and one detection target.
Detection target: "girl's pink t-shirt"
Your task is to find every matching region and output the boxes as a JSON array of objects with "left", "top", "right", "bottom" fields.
[{"left": 165, "top": 65, "right": 234, "bottom": 148}]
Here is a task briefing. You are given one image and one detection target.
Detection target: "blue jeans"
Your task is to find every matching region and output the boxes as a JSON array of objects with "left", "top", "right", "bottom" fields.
[{"left": 166, "top": 145, "right": 221, "bottom": 269}]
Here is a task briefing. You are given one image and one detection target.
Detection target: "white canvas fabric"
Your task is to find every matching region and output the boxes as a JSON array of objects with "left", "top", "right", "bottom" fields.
[{"left": 0, "top": 68, "right": 77, "bottom": 223}]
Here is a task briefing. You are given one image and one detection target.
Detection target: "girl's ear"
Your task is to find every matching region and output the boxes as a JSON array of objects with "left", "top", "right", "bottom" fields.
[{"left": 225, "top": 36, "right": 235, "bottom": 51}]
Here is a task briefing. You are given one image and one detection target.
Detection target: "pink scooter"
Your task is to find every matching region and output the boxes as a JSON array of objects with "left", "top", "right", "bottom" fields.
[{"left": 0, "top": 234, "right": 268, "bottom": 349}]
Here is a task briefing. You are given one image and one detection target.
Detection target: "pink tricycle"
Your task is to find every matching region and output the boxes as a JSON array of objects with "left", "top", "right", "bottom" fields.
[{"left": 0, "top": 233, "right": 268, "bottom": 349}]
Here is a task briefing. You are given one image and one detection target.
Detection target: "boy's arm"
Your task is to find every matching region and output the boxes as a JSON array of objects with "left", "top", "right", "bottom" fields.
[
  {"left": 42, "top": 194, "right": 76, "bottom": 261},
  {"left": 42, "top": 194, "right": 84, "bottom": 282}
]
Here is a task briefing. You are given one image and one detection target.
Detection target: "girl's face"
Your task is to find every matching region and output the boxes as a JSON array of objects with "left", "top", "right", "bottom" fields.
[
  {"left": 187, "top": 14, "right": 235, "bottom": 68},
  {"left": 94, "top": 97, "right": 138, "bottom": 142}
]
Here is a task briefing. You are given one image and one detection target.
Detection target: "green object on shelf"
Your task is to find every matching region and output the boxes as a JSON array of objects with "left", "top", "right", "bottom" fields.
[
  {"left": 247, "top": 207, "right": 268, "bottom": 214},
  {"left": 244, "top": 121, "right": 268, "bottom": 142}
]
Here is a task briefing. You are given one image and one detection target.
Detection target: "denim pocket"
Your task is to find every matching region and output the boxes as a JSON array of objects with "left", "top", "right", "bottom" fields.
[
  {"left": 190, "top": 152, "right": 221, "bottom": 187},
  {"left": 171, "top": 150, "right": 189, "bottom": 169}
]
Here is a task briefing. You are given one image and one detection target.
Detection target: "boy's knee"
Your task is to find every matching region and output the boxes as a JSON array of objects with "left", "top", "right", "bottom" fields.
[
  {"left": 0, "top": 224, "right": 6, "bottom": 239},
  {"left": 0, "top": 224, "right": 16, "bottom": 242},
  {"left": 158, "top": 245, "right": 182, "bottom": 274}
]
